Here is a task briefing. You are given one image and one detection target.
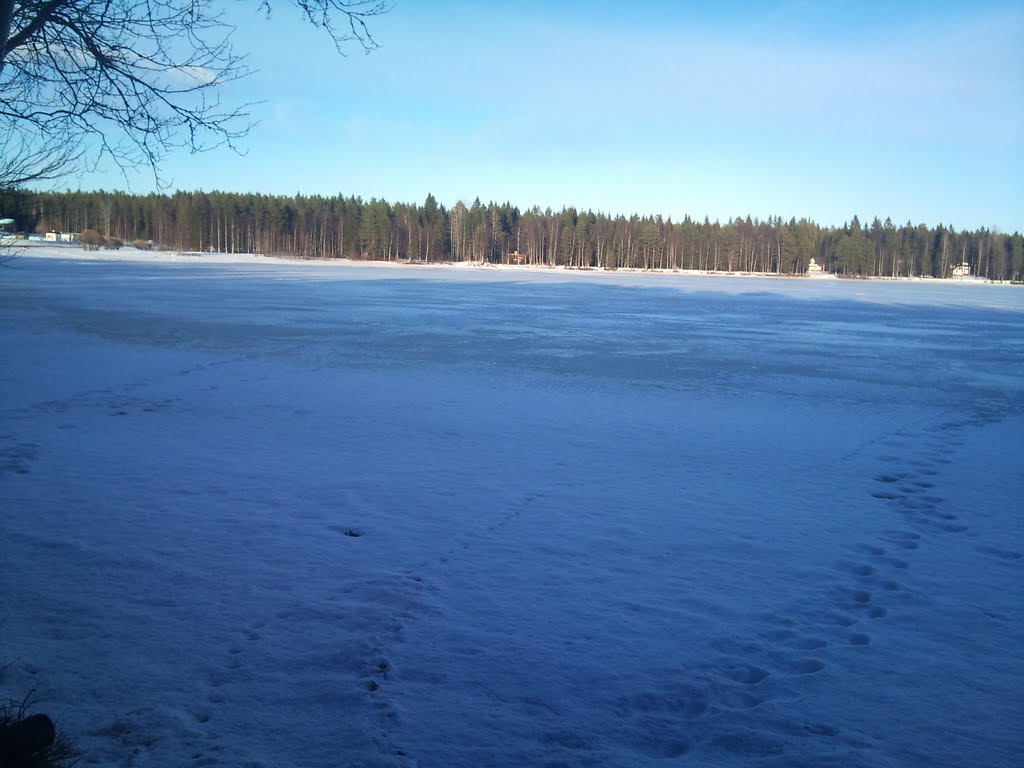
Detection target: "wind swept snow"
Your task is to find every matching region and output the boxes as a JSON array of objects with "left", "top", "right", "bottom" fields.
[{"left": 1, "top": 250, "right": 1022, "bottom": 767}]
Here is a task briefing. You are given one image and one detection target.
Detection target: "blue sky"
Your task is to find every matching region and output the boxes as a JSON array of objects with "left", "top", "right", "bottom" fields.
[{"left": 76, "top": 0, "right": 1024, "bottom": 231}]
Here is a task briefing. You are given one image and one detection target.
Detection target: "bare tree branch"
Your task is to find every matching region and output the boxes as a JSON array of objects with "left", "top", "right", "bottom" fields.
[
  {"left": 0, "top": 1, "right": 390, "bottom": 189},
  {"left": 0, "top": 125, "right": 81, "bottom": 186}
]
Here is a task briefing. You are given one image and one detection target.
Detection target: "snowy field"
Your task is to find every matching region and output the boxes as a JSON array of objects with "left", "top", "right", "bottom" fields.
[{"left": 1, "top": 248, "right": 1022, "bottom": 768}]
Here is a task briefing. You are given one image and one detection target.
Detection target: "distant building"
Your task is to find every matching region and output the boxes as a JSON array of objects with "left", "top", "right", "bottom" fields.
[
  {"left": 0, "top": 218, "right": 15, "bottom": 246},
  {"left": 951, "top": 261, "right": 970, "bottom": 278},
  {"left": 807, "top": 258, "right": 824, "bottom": 274},
  {"left": 44, "top": 231, "right": 79, "bottom": 243},
  {"left": 508, "top": 251, "right": 528, "bottom": 265}
]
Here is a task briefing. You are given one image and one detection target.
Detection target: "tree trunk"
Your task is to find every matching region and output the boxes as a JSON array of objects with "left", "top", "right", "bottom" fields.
[{"left": 0, "top": 0, "right": 15, "bottom": 75}]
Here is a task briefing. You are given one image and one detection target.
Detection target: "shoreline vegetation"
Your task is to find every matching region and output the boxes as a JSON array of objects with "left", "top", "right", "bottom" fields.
[
  {"left": 11, "top": 241, "right": 1020, "bottom": 286},
  {"left": 2, "top": 188, "right": 1022, "bottom": 281}
]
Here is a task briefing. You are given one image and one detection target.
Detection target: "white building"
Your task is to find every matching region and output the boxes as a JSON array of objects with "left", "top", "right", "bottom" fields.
[{"left": 44, "top": 231, "right": 79, "bottom": 243}]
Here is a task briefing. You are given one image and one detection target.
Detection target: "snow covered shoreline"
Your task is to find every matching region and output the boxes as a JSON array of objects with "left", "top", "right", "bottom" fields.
[
  {"left": 2, "top": 252, "right": 1022, "bottom": 767},
  {"left": 8, "top": 242, "right": 1016, "bottom": 286}
]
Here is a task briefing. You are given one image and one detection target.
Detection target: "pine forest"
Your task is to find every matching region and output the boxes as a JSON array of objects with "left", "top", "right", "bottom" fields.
[{"left": 3, "top": 188, "right": 1022, "bottom": 281}]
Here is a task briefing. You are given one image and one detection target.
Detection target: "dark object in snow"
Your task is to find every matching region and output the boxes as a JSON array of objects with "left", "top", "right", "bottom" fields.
[{"left": 0, "top": 713, "right": 56, "bottom": 766}]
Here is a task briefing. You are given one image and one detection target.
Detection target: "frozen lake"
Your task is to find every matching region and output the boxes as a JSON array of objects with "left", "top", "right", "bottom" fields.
[{"left": 2, "top": 252, "right": 1022, "bottom": 767}]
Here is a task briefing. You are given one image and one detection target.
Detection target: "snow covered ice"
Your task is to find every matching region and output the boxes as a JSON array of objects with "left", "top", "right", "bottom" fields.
[{"left": 1, "top": 249, "right": 1022, "bottom": 767}]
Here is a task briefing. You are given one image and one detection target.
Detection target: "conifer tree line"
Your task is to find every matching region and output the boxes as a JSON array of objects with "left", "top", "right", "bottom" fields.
[{"left": 4, "top": 187, "right": 1023, "bottom": 280}]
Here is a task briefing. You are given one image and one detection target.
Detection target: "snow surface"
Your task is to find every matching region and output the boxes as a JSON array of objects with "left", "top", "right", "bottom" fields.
[{"left": 1, "top": 247, "right": 1022, "bottom": 768}]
